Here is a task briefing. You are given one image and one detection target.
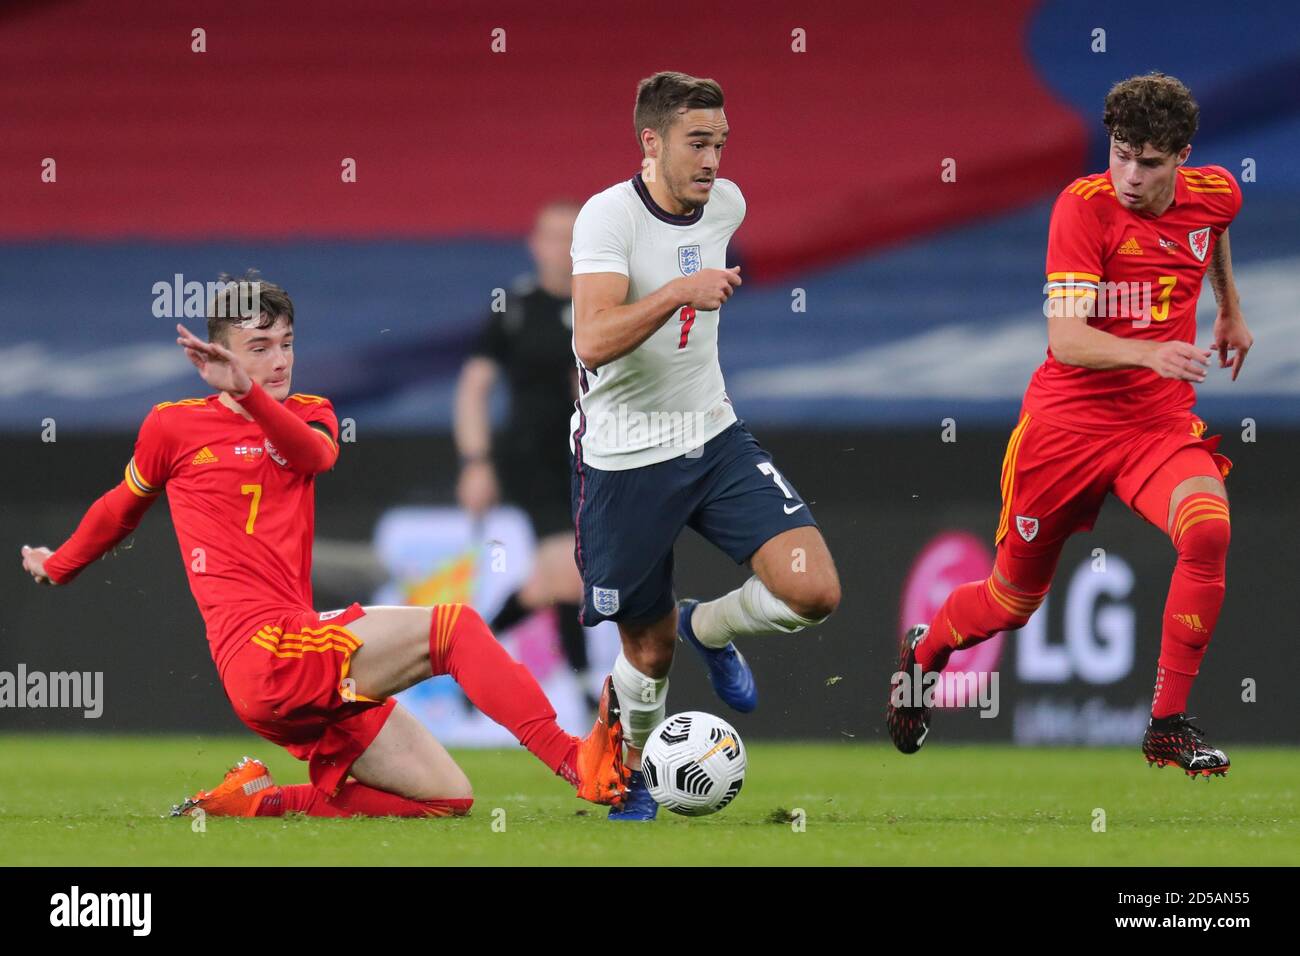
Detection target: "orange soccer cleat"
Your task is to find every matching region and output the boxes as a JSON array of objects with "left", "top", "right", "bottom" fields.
[
  {"left": 572, "top": 676, "right": 631, "bottom": 807},
  {"left": 170, "top": 756, "right": 276, "bottom": 818}
]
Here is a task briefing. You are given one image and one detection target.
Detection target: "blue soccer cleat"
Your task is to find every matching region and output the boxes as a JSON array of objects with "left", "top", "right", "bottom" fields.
[
  {"left": 607, "top": 769, "right": 658, "bottom": 821},
  {"left": 677, "top": 598, "right": 758, "bottom": 713}
]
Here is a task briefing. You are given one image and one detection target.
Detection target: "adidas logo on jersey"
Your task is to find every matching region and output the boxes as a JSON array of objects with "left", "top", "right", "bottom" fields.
[
  {"left": 191, "top": 446, "right": 218, "bottom": 465},
  {"left": 1172, "top": 613, "right": 1207, "bottom": 633},
  {"left": 1117, "top": 237, "right": 1143, "bottom": 255}
]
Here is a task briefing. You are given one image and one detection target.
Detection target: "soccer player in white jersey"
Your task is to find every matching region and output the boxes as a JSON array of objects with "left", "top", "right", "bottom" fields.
[{"left": 569, "top": 72, "right": 841, "bottom": 820}]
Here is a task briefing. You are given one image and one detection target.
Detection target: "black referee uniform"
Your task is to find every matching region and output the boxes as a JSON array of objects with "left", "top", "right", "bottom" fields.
[{"left": 469, "top": 278, "right": 592, "bottom": 689}]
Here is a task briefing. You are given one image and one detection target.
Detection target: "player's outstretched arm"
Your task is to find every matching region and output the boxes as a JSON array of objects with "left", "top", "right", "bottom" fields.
[
  {"left": 572, "top": 267, "right": 741, "bottom": 368},
  {"left": 453, "top": 356, "right": 500, "bottom": 515},
  {"left": 1047, "top": 294, "right": 1209, "bottom": 382},
  {"left": 1207, "top": 230, "right": 1253, "bottom": 381},
  {"left": 175, "top": 324, "right": 338, "bottom": 474},
  {"left": 233, "top": 381, "right": 338, "bottom": 474},
  {"left": 22, "top": 480, "right": 157, "bottom": 586}
]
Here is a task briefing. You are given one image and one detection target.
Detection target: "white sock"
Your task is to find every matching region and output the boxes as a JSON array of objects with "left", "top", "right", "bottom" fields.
[
  {"left": 690, "top": 575, "right": 826, "bottom": 648},
  {"left": 611, "top": 651, "right": 667, "bottom": 750}
]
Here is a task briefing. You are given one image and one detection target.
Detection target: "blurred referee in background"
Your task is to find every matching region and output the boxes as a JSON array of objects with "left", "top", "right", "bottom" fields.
[{"left": 454, "top": 200, "right": 597, "bottom": 710}]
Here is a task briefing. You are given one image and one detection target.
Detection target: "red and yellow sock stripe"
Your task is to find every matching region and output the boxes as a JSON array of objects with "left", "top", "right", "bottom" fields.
[
  {"left": 985, "top": 572, "right": 1047, "bottom": 621},
  {"left": 429, "top": 603, "right": 464, "bottom": 675},
  {"left": 1170, "top": 493, "right": 1230, "bottom": 548}
]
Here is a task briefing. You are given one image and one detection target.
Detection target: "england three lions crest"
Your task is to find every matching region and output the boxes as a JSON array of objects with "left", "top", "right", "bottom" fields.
[
  {"left": 592, "top": 586, "right": 620, "bottom": 616},
  {"left": 678, "top": 245, "right": 702, "bottom": 276}
]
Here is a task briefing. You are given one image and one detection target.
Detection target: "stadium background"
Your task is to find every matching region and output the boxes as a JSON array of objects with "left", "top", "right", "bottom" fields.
[{"left": 3, "top": 0, "right": 1297, "bottom": 748}]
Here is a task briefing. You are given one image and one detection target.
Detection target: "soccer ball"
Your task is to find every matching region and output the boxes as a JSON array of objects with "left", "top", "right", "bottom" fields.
[{"left": 640, "top": 712, "right": 746, "bottom": 816}]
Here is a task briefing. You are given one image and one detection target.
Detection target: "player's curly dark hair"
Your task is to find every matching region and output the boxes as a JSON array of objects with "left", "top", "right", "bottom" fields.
[
  {"left": 634, "top": 71, "right": 724, "bottom": 154},
  {"left": 1103, "top": 72, "right": 1199, "bottom": 155},
  {"left": 206, "top": 269, "right": 294, "bottom": 344}
]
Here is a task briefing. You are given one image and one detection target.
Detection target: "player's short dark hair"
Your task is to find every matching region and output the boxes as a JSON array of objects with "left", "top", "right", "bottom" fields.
[
  {"left": 206, "top": 270, "right": 294, "bottom": 345},
  {"left": 634, "top": 71, "right": 725, "bottom": 154},
  {"left": 1103, "top": 72, "right": 1199, "bottom": 156}
]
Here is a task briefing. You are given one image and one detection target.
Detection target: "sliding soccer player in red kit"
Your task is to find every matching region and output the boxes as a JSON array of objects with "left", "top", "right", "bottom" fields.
[
  {"left": 887, "top": 73, "right": 1254, "bottom": 777},
  {"left": 20, "top": 274, "right": 628, "bottom": 817}
]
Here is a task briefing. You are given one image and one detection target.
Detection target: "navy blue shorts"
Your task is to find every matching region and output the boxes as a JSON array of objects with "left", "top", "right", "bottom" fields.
[{"left": 570, "top": 420, "right": 819, "bottom": 625}]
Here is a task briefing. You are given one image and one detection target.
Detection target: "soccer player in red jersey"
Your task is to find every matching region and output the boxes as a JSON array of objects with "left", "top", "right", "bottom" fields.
[
  {"left": 20, "top": 274, "right": 628, "bottom": 817},
  {"left": 886, "top": 73, "right": 1254, "bottom": 777}
]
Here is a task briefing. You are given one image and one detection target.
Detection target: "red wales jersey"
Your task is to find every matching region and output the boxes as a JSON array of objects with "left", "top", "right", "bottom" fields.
[
  {"left": 125, "top": 393, "right": 339, "bottom": 675},
  {"left": 1023, "top": 165, "right": 1243, "bottom": 432}
]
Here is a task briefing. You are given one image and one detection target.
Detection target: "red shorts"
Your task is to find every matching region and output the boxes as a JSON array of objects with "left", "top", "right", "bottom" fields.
[
  {"left": 220, "top": 602, "right": 395, "bottom": 797},
  {"left": 995, "top": 411, "right": 1232, "bottom": 552}
]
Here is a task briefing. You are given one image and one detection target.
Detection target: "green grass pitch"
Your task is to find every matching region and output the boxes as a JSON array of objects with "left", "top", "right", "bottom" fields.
[{"left": 1, "top": 735, "right": 1296, "bottom": 865}]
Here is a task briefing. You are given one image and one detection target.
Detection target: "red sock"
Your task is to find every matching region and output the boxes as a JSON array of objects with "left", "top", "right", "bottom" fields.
[
  {"left": 917, "top": 575, "right": 1044, "bottom": 672},
  {"left": 256, "top": 782, "right": 472, "bottom": 818},
  {"left": 1150, "top": 493, "right": 1230, "bottom": 717},
  {"left": 1150, "top": 666, "right": 1197, "bottom": 720},
  {"left": 430, "top": 603, "right": 579, "bottom": 783}
]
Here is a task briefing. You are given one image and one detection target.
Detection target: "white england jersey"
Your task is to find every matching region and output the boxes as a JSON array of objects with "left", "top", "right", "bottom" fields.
[{"left": 569, "top": 174, "right": 744, "bottom": 470}]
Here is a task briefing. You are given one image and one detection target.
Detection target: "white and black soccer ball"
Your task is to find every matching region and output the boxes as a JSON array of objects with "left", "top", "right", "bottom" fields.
[{"left": 640, "top": 712, "right": 746, "bottom": 816}]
